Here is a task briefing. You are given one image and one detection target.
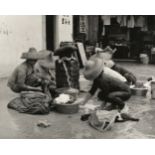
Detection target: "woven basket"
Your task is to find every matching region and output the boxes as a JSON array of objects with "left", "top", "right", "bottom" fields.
[
  {"left": 131, "top": 87, "right": 148, "bottom": 96},
  {"left": 55, "top": 102, "right": 79, "bottom": 114},
  {"left": 54, "top": 89, "right": 79, "bottom": 114},
  {"left": 56, "top": 88, "right": 79, "bottom": 98}
]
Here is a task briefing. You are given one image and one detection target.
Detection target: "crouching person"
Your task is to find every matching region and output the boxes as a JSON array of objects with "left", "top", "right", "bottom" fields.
[
  {"left": 81, "top": 58, "right": 131, "bottom": 112},
  {"left": 91, "top": 46, "right": 137, "bottom": 85},
  {"left": 7, "top": 48, "right": 43, "bottom": 93}
]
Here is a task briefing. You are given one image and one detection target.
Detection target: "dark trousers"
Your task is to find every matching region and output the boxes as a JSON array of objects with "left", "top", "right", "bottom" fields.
[{"left": 98, "top": 90, "right": 131, "bottom": 110}]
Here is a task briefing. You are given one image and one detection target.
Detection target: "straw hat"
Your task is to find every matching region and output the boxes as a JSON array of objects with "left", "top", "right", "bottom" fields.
[
  {"left": 95, "top": 47, "right": 104, "bottom": 53},
  {"left": 37, "top": 50, "right": 55, "bottom": 69},
  {"left": 38, "top": 50, "right": 52, "bottom": 58},
  {"left": 55, "top": 46, "right": 77, "bottom": 56},
  {"left": 21, "top": 48, "right": 41, "bottom": 60},
  {"left": 90, "top": 52, "right": 112, "bottom": 61},
  {"left": 83, "top": 58, "right": 103, "bottom": 81},
  {"left": 90, "top": 46, "right": 117, "bottom": 61},
  {"left": 102, "top": 46, "right": 117, "bottom": 54}
]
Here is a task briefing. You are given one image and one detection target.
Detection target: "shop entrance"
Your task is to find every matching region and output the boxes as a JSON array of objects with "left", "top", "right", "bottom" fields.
[{"left": 46, "top": 15, "right": 55, "bottom": 51}]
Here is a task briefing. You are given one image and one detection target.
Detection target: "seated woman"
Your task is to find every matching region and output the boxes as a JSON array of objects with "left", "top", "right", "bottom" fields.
[
  {"left": 80, "top": 58, "right": 131, "bottom": 112},
  {"left": 35, "top": 50, "right": 57, "bottom": 98},
  {"left": 7, "top": 48, "right": 43, "bottom": 93}
]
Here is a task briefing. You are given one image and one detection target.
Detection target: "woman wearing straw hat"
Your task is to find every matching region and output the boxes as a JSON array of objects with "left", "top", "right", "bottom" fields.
[
  {"left": 81, "top": 58, "right": 131, "bottom": 111},
  {"left": 7, "top": 48, "right": 44, "bottom": 93},
  {"left": 35, "top": 50, "right": 57, "bottom": 98}
]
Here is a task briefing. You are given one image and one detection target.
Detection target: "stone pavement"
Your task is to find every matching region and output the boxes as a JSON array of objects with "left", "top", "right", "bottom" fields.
[{"left": 1, "top": 62, "right": 155, "bottom": 139}]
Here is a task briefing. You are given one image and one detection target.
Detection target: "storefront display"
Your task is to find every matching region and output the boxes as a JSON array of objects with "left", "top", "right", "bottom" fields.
[{"left": 73, "top": 15, "right": 155, "bottom": 60}]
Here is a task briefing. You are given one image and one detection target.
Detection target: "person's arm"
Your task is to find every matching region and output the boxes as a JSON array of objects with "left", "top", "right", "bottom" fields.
[
  {"left": 17, "top": 68, "right": 42, "bottom": 92},
  {"left": 80, "top": 93, "right": 92, "bottom": 105},
  {"left": 78, "top": 80, "right": 98, "bottom": 105}
]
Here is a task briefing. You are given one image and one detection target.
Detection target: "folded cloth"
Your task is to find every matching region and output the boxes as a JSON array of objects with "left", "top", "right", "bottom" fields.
[{"left": 8, "top": 91, "right": 50, "bottom": 114}]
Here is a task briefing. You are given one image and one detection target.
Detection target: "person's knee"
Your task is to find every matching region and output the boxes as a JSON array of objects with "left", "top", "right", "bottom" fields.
[
  {"left": 108, "top": 93, "right": 115, "bottom": 99},
  {"left": 126, "top": 89, "right": 131, "bottom": 99},
  {"left": 97, "top": 91, "right": 107, "bottom": 101}
]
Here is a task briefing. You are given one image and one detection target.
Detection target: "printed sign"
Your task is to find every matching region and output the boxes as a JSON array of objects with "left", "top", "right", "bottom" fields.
[{"left": 61, "top": 15, "right": 71, "bottom": 25}]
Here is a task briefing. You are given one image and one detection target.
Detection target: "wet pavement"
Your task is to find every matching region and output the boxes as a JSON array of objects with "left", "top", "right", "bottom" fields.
[{"left": 1, "top": 62, "right": 155, "bottom": 139}]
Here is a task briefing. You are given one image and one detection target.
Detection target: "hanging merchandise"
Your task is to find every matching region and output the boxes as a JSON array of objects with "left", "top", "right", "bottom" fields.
[
  {"left": 141, "top": 16, "right": 148, "bottom": 32},
  {"left": 120, "top": 15, "right": 127, "bottom": 27},
  {"left": 102, "top": 26, "right": 106, "bottom": 36},
  {"left": 135, "top": 16, "right": 144, "bottom": 27},
  {"left": 117, "top": 15, "right": 122, "bottom": 24},
  {"left": 141, "top": 24, "right": 148, "bottom": 32},
  {"left": 79, "top": 15, "right": 88, "bottom": 34},
  {"left": 102, "top": 15, "right": 111, "bottom": 25},
  {"left": 127, "top": 15, "right": 135, "bottom": 28}
]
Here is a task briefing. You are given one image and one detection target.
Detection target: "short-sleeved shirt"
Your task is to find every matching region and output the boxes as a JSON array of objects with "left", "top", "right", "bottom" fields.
[
  {"left": 8, "top": 61, "right": 37, "bottom": 89},
  {"left": 89, "top": 71, "right": 130, "bottom": 96}
]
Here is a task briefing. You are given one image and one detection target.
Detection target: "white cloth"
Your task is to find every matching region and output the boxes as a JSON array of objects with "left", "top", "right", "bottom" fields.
[
  {"left": 127, "top": 15, "right": 135, "bottom": 28},
  {"left": 104, "top": 66, "right": 127, "bottom": 82}
]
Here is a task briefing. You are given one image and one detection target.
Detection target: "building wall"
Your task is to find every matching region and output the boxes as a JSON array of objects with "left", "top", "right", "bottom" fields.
[
  {"left": 54, "top": 15, "right": 73, "bottom": 49},
  {"left": 0, "top": 15, "right": 44, "bottom": 77}
]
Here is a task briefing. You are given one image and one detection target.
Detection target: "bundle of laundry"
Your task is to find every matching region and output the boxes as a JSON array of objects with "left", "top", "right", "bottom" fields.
[
  {"left": 7, "top": 91, "right": 51, "bottom": 114},
  {"left": 54, "top": 94, "right": 75, "bottom": 104}
]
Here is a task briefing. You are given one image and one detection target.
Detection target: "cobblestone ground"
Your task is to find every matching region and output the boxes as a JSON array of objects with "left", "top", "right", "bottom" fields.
[{"left": 1, "top": 62, "right": 155, "bottom": 139}]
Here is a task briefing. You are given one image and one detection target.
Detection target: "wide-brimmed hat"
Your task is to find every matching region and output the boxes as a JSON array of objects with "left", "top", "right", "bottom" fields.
[
  {"left": 95, "top": 47, "right": 104, "bottom": 53},
  {"left": 102, "top": 46, "right": 117, "bottom": 54},
  {"left": 21, "top": 48, "right": 42, "bottom": 60},
  {"left": 90, "top": 46, "right": 116, "bottom": 61},
  {"left": 38, "top": 50, "right": 53, "bottom": 58},
  {"left": 83, "top": 58, "right": 103, "bottom": 81},
  {"left": 54, "top": 46, "right": 77, "bottom": 56},
  {"left": 37, "top": 50, "right": 55, "bottom": 69}
]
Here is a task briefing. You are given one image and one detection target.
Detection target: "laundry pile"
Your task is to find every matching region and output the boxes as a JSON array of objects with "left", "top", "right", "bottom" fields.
[
  {"left": 8, "top": 91, "right": 51, "bottom": 114},
  {"left": 54, "top": 94, "right": 75, "bottom": 104}
]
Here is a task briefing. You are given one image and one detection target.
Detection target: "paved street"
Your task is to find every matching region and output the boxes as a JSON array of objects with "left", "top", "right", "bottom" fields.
[{"left": 1, "top": 62, "right": 155, "bottom": 139}]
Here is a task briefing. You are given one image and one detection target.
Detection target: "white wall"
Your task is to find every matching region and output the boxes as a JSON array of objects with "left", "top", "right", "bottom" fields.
[
  {"left": 0, "top": 15, "right": 44, "bottom": 77},
  {"left": 54, "top": 15, "right": 73, "bottom": 49}
]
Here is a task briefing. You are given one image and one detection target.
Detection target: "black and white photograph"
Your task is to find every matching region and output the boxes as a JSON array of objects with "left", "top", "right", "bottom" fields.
[{"left": 1, "top": 15, "right": 155, "bottom": 139}]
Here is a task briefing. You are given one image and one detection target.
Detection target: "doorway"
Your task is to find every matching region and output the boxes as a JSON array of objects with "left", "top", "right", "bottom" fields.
[{"left": 46, "top": 15, "right": 55, "bottom": 51}]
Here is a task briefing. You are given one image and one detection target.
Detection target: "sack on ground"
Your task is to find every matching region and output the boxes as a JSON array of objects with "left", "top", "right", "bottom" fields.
[
  {"left": 88, "top": 110, "right": 119, "bottom": 132},
  {"left": 8, "top": 91, "right": 50, "bottom": 114}
]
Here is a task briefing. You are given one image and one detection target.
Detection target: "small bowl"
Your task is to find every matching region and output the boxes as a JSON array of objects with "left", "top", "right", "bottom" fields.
[{"left": 131, "top": 87, "right": 148, "bottom": 96}]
